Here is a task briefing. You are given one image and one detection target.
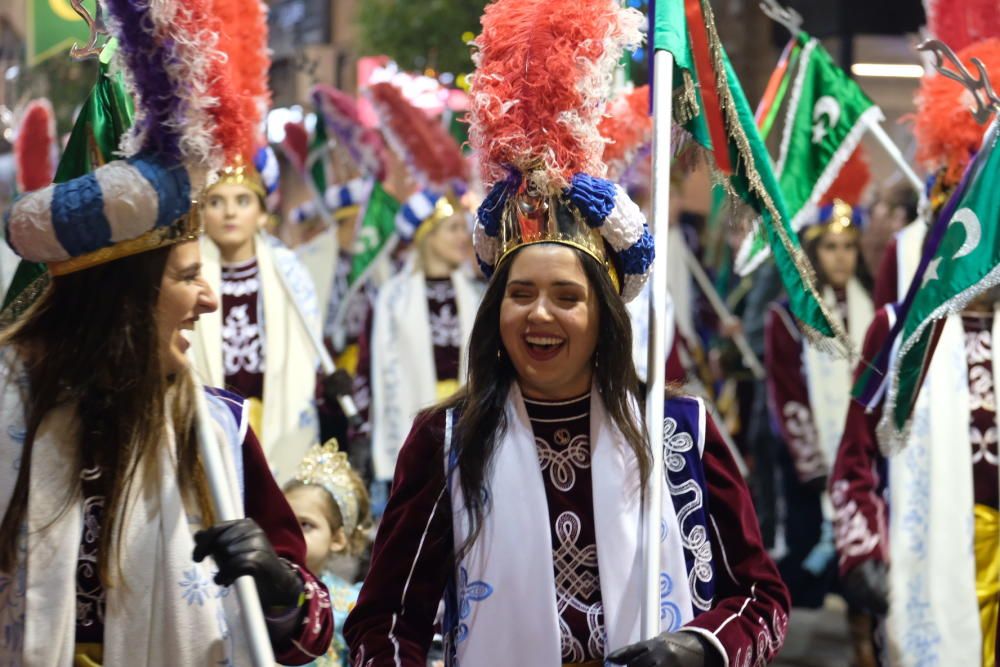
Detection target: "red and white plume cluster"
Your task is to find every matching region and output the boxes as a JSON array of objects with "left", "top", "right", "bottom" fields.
[
  {"left": 367, "top": 81, "right": 467, "bottom": 190},
  {"left": 913, "top": 38, "right": 1000, "bottom": 187},
  {"left": 468, "top": 0, "right": 644, "bottom": 194},
  {"left": 14, "top": 98, "right": 57, "bottom": 193}
]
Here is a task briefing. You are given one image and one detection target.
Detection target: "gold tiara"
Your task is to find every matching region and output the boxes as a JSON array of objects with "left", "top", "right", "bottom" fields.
[
  {"left": 496, "top": 193, "right": 620, "bottom": 292},
  {"left": 47, "top": 211, "right": 203, "bottom": 277},
  {"left": 206, "top": 156, "right": 267, "bottom": 203},
  {"left": 413, "top": 196, "right": 460, "bottom": 245},
  {"left": 802, "top": 199, "right": 859, "bottom": 244}
]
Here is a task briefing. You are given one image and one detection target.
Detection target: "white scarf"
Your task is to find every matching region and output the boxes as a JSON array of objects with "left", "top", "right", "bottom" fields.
[
  {"left": 443, "top": 385, "right": 695, "bottom": 666},
  {"left": 884, "top": 310, "right": 992, "bottom": 666},
  {"left": 295, "top": 225, "right": 339, "bottom": 328},
  {"left": 370, "top": 265, "right": 480, "bottom": 482},
  {"left": 191, "top": 235, "right": 321, "bottom": 483},
  {"left": 0, "top": 356, "right": 250, "bottom": 665},
  {"left": 804, "top": 278, "right": 874, "bottom": 469},
  {"left": 626, "top": 281, "right": 676, "bottom": 385}
]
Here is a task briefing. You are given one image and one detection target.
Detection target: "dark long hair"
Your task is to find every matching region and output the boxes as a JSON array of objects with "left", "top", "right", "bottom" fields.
[
  {"left": 443, "top": 244, "right": 650, "bottom": 556},
  {"left": 802, "top": 228, "right": 874, "bottom": 294},
  {"left": 0, "top": 247, "right": 213, "bottom": 582}
]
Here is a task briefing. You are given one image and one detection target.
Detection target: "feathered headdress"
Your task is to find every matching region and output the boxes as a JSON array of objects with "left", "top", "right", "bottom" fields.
[
  {"left": 281, "top": 121, "right": 310, "bottom": 175},
  {"left": 5, "top": 0, "right": 259, "bottom": 276},
  {"left": 599, "top": 85, "right": 652, "bottom": 184},
  {"left": 367, "top": 81, "right": 467, "bottom": 191},
  {"left": 469, "top": 0, "right": 652, "bottom": 302},
  {"left": 14, "top": 99, "right": 57, "bottom": 193},
  {"left": 913, "top": 38, "right": 1000, "bottom": 189},
  {"left": 926, "top": 0, "right": 1000, "bottom": 55},
  {"left": 313, "top": 84, "right": 388, "bottom": 182}
]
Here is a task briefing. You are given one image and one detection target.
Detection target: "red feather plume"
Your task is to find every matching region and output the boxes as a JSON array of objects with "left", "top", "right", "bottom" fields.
[
  {"left": 14, "top": 99, "right": 56, "bottom": 193},
  {"left": 281, "top": 122, "right": 310, "bottom": 175},
  {"left": 210, "top": 0, "right": 271, "bottom": 160},
  {"left": 469, "top": 0, "right": 644, "bottom": 193},
  {"left": 368, "top": 82, "right": 467, "bottom": 190},
  {"left": 819, "top": 146, "right": 871, "bottom": 206},
  {"left": 914, "top": 38, "right": 1000, "bottom": 188},
  {"left": 599, "top": 85, "right": 652, "bottom": 181},
  {"left": 926, "top": 0, "right": 1000, "bottom": 54}
]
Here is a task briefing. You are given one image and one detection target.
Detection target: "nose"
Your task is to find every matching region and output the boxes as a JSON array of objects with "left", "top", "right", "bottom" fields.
[
  {"left": 526, "top": 295, "right": 554, "bottom": 323},
  {"left": 224, "top": 198, "right": 238, "bottom": 218},
  {"left": 197, "top": 279, "right": 219, "bottom": 315}
]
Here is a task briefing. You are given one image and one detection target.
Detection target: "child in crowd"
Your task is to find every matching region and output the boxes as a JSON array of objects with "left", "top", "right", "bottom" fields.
[{"left": 285, "top": 440, "right": 372, "bottom": 666}]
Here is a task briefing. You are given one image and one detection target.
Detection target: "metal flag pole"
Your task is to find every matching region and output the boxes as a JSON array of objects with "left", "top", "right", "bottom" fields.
[
  {"left": 865, "top": 121, "right": 926, "bottom": 200},
  {"left": 192, "top": 380, "right": 276, "bottom": 667},
  {"left": 270, "top": 261, "right": 362, "bottom": 423},
  {"left": 643, "top": 47, "right": 674, "bottom": 639},
  {"left": 680, "top": 245, "right": 766, "bottom": 380}
]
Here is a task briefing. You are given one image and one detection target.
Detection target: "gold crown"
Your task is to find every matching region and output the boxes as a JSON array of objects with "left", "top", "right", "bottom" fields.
[
  {"left": 802, "top": 199, "right": 859, "bottom": 244},
  {"left": 47, "top": 210, "right": 203, "bottom": 276},
  {"left": 496, "top": 193, "right": 620, "bottom": 292},
  {"left": 207, "top": 155, "right": 267, "bottom": 203},
  {"left": 294, "top": 439, "right": 360, "bottom": 536},
  {"left": 413, "top": 196, "right": 460, "bottom": 245}
]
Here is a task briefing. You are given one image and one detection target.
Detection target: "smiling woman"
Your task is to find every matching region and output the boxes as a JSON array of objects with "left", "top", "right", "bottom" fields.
[{"left": 345, "top": 2, "right": 788, "bottom": 665}]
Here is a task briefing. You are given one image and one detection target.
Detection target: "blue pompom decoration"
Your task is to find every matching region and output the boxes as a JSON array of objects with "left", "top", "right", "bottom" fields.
[
  {"left": 476, "top": 253, "right": 495, "bottom": 278},
  {"left": 477, "top": 175, "right": 518, "bottom": 237},
  {"left": 567, "top": 173, "right": 617, "bottom": 227},
  {"left": 618, "top": 227, "right": 655, "bottom": 276}
]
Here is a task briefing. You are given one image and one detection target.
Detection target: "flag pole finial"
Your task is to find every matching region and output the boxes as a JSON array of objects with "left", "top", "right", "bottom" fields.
[
  {"left": 759, "top": 0, "right": 802, "bottom": 36},
  {"left": 69, "top": 0, "right": 109, "bottom": 61},
  {"left": 919, "top": 39, "right": 1000, "bottom": 125}
]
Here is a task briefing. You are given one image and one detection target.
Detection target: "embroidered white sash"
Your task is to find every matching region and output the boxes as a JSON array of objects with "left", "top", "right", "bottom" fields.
[
  {"left": 443, "top": 384, "right": 694, "bottom": 666},
  {"left": 0, "top": 355, "right": 251, "bottom": 665},
  {"left": 371, "top": 265, "right": 480, "bottom": 482}
]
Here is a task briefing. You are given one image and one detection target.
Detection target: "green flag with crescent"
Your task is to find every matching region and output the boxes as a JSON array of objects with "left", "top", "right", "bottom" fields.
[
  {"left": 735, "top": 34, "right": 882, "bottom": 275},
  {"left": 880, "top": 120, "right": 1000, "bottom": 447}
]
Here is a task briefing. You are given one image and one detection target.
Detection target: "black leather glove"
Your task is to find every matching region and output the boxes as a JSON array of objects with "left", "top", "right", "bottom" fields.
[
  {"left": 803, "top": 474, "right": 828, "bottom": 496},
  {"left": 607, "top": 631, "right": 721, "bottom": 667},
  {"left": 842, "top": 559, "right": 889, "bottom": 616},
  {"left": 193, "top": 518, "right": 304, "bottom": 611}
]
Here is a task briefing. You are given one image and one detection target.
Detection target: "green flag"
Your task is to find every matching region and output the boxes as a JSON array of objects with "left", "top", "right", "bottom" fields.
[
  {"left": 736, "top": 34, "right": 882, "bottom": 274},
  {"left": 3, "top": 46, "right": 131, "bottom": 315},
  {"left": 880, "top": 120, "right": 1000, "bottom": 448},
  {"left": 307, "top": 113, "right": 329, "bottom": 197},
  {"left": 349, "top": 181, "right": 400, "bottom": 285},
  {"left": 27, "top": 0, "right": 93, "bottom": 65},
  {"left": 653, "top": 0, "right": 845, "bottom": 346}
]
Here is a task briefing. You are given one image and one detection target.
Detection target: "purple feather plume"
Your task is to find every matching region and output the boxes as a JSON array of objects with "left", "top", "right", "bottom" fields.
[{"left": 103, "top": 0, "right": 182, "bottom": 161}]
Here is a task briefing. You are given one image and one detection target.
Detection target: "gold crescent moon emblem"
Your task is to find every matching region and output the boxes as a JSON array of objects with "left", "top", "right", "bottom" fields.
[{"left": 48, "top": 0, "right": 85, "bottom": 22}]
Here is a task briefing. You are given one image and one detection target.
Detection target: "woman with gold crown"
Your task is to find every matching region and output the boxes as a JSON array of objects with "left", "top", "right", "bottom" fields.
[
  {"left": 344, "top": 1, "right": 788, "bottom": 666},
  {"left": 351, "top": 81, "right": 482, "bottom": 488},
  {"left": 0, "top": 1, "right": 333, "bottom": 663},
  {"left": 764, "top": 192, "right": 875, "bottom": 663},
  {"left": 190, "top": 147, "right": 324, "bottom": 484}
]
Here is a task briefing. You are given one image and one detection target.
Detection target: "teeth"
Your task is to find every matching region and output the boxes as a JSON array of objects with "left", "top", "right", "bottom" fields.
[{"left": 526, "top": 336, "right": 562, "bottom": 346}]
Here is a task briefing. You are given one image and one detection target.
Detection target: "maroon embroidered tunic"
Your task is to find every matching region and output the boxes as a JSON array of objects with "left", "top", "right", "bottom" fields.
[
  {"left": 524, "top": 392, "right": 604, "bottom": 661},
  {"left": 830, "top": 309, "right": 1000, "bottom": 578},
  {"left": 73, "top": 426, "right": 334, "bottom": 663},
  {"left": 221, "top": 257, "right": 264, "bottom": 401},
  {"left": 343, "top": 398, "right": 789, "bottom": 666},
  {"left": 353, "top": 277, "right": 460, "bottom": 436}
]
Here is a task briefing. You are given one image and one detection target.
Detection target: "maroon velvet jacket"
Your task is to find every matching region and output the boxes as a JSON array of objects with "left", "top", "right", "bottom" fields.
[
  {"left": 344, "top": 401, "right": 790, "bottom": 666},
  {"left": 765, "top": 303, "right": 827, "bottom": 484}
]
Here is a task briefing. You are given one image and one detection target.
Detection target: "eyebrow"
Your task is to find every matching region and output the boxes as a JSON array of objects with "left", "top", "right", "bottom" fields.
[
  {"left": 507, "top": 279, "right": 585, "bottom": 288},
  {"left": 175, "top": 262, "right": 202, "bottom": 274}
]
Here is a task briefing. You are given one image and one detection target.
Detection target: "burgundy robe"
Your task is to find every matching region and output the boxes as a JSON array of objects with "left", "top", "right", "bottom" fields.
[{"left": 343, "top": 397, "right": 790, "bottom": 666}]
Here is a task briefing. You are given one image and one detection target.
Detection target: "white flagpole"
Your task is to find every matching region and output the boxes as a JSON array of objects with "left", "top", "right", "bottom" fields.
[
  {"left": 866, "top": 121, "right": 926, "bottom": 204},
  {"left": 192, "top": 380, "right": 276, "bottom": 667},
  {"left": 643, "top": 47, "right": 673, "bottom": 639}
]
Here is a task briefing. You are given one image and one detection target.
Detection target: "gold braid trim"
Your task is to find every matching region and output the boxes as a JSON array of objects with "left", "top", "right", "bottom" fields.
[
  {"left": 698, "top": 0, "right": 851, "bottom": 357},
  {"left": 0, "top": 272, "right": 51, "bottom": 330}
]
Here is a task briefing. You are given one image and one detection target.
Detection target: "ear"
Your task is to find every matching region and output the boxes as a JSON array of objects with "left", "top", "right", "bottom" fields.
[
  {"left": 329, "top": 526, "right": 348, "bottom": 555},
  {"left": 257, "top": 209, "right": 269, "bottom": 231}
]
